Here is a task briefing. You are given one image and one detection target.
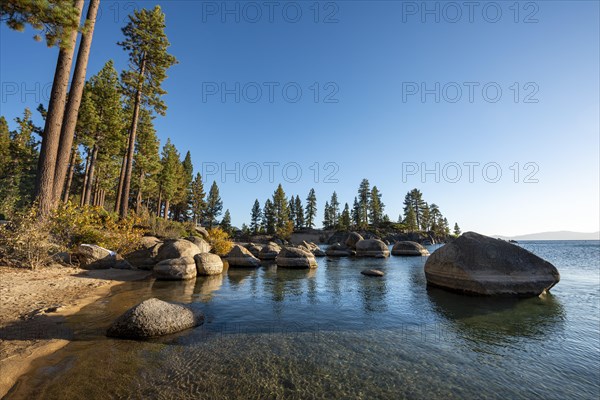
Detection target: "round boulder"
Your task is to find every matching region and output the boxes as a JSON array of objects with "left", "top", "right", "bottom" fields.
[
  {"left": 345, "top": 232, "right": 364, "bottom": 249},
  {"left": 106, "top": 298, "right": 204, "bottom": 339},
  {"left": 194, "top": 253, "right": 223, "bottom": 276},
  {"left": 154, "top": 257, "right": 197, "bottom": 280},
  {"left": 361, "top": 269, "right": 384, "bottom": 277},
  {"left": 156, "top": 239, "right": 202, "bottom": 261},
  {"left": 424, "top": 231, "right": 560, "bottom": 296},
  {"left": 125, "top": 236, "right": 162, "bottom": 270},
  {"left": 185, "top": 236, "right": 211, "bottom": 253},
  {"left": 355, "top": 239, "right": 390, "bottom": 258},
  {"left": 227, "top": 245, "right": 261, "bottom": 267},
  {"left": 259, "top": 242, "right": 281, "bottom": 260},
  {"left": 276, "top": 247, "right": 317, "bottom": 269},
  {"left": 392, "top": 241, "right": 430, "bottom": 256},
  {"left": 326, "top": 243, "right": 353, "bottom": 257},
  {"left": 75, "top": 244, "right": 116, "bottom": 269}
]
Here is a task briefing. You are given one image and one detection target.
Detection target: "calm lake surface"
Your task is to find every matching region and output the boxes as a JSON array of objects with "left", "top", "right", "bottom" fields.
[{"left": 7, "top": 241, "right": 600, "bottom": 399}]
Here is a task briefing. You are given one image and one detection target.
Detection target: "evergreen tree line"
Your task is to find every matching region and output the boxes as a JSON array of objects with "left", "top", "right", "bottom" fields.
[{"left": 244, "top": 179, "right": 460, "bottom": 237}]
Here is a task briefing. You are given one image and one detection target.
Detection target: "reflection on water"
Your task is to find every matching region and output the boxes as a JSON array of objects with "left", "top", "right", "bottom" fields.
[
  {"left": 426, "top": 286, "right": 566, "bottom": 346},
  {"left": 6, "top": 241, "right": 600, "bottom": 400}
]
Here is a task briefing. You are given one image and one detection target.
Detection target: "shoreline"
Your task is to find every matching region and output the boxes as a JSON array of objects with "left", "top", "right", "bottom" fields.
[{"left": 0, "top": 266, "right": 151, "bottom": 397}]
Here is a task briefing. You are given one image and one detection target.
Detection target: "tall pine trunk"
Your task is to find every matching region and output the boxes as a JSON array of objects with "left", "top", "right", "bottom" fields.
[
  {"left": 83, "top": 144, "right": 99, "bottom": 205},
  {"left": 164, "top": 199, "right": 170, "bottom": 220},
  {"left": 156, "top": 189, "right": 162, "bottom": 217},
  {"left": 53, "top": 0, "right": 101, "bottom": 202},
  {"left": 136, "top": 170, "right": 145, "bottom": 213},
  {"left": 80, "top": 151, "right": 91, "bottom": 206},
  {"left": 62, "top": 146, "right": 76, "bottom": 203},
  {"left": 35, "top": 0, "right": 85, "bottom": 215},
  {"left": 118, "top": 57, "right": 146, "bottom": 218},
  {"left": 114, "top": 151, "right": 127, "bottom": 212}
]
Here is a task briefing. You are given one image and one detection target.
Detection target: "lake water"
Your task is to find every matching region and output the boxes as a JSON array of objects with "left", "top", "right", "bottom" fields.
[{"left": 6, "top": 241, "right": 600, "bottom": 399}]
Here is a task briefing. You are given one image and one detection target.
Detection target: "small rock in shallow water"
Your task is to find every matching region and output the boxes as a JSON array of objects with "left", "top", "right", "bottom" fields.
[
  {"left": 107, "top": 298, "right": 204, "bottom": 339},
  {"left": 361, "top": 269, "right": 384, "bottom": 277}
]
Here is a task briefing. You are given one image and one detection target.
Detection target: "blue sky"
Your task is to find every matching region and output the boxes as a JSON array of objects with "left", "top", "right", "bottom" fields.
[{"left": 1, "top": 0, "right": 599, "bottom": 235}]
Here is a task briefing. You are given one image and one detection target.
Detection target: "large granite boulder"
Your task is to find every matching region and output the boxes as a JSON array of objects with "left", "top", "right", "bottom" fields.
[
  {"left": 156, "top": 239, "right": 201, "bottom": 261},
  {"left": 75, "top": 244, "right": 116, "bottom": 269},
  {"left": 276, "top": 247, "right": 317, "bottom": 269},
  {"left": 258, "top": 242, "right": 281, "bottom": 260},
  {"left": 125, "top": 236, "right": 162, "bottom": 270},
  {"left": 185, "top": 236, "right": 211, "bottom": 253},
  {"left": 194, "top": 253, "right": 223, "bottom": 276},
  {"left": 356, "top": 239, "right": 390, "bottom": 258},
  {"left": 424, "top": 232, "right": 560, "bottom": 296},
  {"left": 244, "top": 243, "right": 263, "bottom": 258},
  {"left": 154, "top": 257, "right": 197, "bottom": 280},
  {"left": 227, "top": 245, "right": 261, "bottom": 267},
  {"left": 326, "top": 243, "right": 353, "bottom": 257},
  {"left": 392, "top": 241, "right": 430, "bottom": 256},
  {"left": 345, "top": 232, "right": 364, "bottom": 249},
  {"left": 107, "top": 298, "right": 204, "bottom": 339}
]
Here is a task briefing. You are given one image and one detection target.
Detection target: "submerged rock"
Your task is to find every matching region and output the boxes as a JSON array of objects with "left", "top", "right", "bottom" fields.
[
  {"left": 227, "top": 245, "right": 261, "bottom": 267},
  {"left": 424, "top": 232, "right": 560, "bottom": 296},
  {"left": 194, "top": 253, "right": 223, "bottom": 276},
  {"left": 355, "top": 239, "right": 390, "bottom": 258},
  {"left": 392, "top": 241, "right": 430, "bottom": 256},
  {"left": 75, "top": 244, "right": 116, "bottom": 269},
  {"left": 276, "top": 247, "right": 317, "bottom": 269},
  {"left": 106, "top": 298, "right": 204, "bottom": 339},
  {"left": 258, "top": 242, "right": 281, "bottom": 260},
  {"left": 361, "top": 269, "right": 384, "bottom": 277},
  {"left": 154, "top": 257, "right": 197, "bottom": 280},
  {"left": 156, "top": 239, "right": 202, "bottom": 261}
]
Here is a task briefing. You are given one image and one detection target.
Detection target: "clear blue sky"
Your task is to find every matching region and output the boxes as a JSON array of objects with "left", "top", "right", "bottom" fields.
[{"left": 1, "top": 0, "right": 599, "bottom": 235}]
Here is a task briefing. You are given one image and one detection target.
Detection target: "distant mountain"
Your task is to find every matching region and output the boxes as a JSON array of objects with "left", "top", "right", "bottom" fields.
[{"left": 492, "top": 231, "right": 600, "bottom": 241}]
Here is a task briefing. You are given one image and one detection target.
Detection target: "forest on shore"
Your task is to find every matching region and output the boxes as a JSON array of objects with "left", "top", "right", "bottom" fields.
[{"left": 0, "top": 1, "right": 459, "bottom": 269}]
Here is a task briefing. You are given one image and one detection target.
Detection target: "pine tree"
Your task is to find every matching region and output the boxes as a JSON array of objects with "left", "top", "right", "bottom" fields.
[
  {"left": 117, "top": 6, "right": 177, "bottom": 218},
  {"left": 368, "top": 186, "right": 384, "bottom": 227},
  {"left": 357, "top": 179, "right": 370, "bottom": 228},
  {"left": 205, "top": 181, "right": 223, "bottom": 227},
  {"left": 403, "top": 207, "right": 418, "bottom": 231},
  {"left": 221, "top": 209, "right": 232, "bottom": 234},
  {"left": 190, "top": 173, "right": 206, "bottom": 224},
  {"left": 77, "top": 61, "right": 124, "bottom": 207},
  {"left": 288, "top": 195, "right": 296, "bottom": 223},
  {"left": 339, "top": 203, "right": 351, "bottom": 231},
  {"left": 305, "top": 188, "right": 317, "bottom": 228},
  {"left": 262, "top": 199, "right": 276, "bottom": 234},
  {"left": 351, "top": 197, "right": 360, "bottom": 228},
  {"left": 272, "top": 184, "right": 290, "bottom": 231},
  {"left": 330, "top": 191, "right": 340, "bottom": 227},
  {"left": 323, "top": 201, "right": 332, "bottom": 229},
  {"left": 157, "top": 139, "right": 181, "bottom": 219},
  {"left": 1, "top": 0, "right": 81, "bottom": 46},
  {"left": 173, "top": 151, "right": 193, "bottom": 220},
  {"left": 0, "top": 109, "right": 40, "bottom": 215},
  {"left": 250, "top": 199, "right": 262, "bottom": 234},
  {"left": 133, "top": 109, "right": 161, "bottom": 213},
  {"left": 453, "top": 223, "right": 461, "bottom": 236},
  {"left": 294, "top": 195, "right": 304, "bottom": 229},
  {"left": 403, "top": 189, "right": 427, "bottom": 230},
  {"left": 34, "top": 0, "right": 84, "bottom": 215},
  {"left": 53, "top": 0, "right": 101, "bottom": 202}
]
